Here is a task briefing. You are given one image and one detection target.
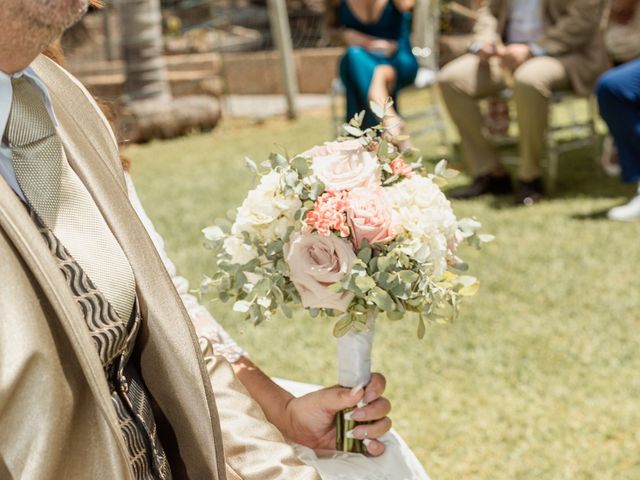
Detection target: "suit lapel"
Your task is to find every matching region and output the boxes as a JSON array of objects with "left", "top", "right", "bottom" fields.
[
  {"left": 0, "top": 178, "right": 129, "bottom": 460},
  {"left": 32, "top": 55, "right": 226, "bottom": 479}
]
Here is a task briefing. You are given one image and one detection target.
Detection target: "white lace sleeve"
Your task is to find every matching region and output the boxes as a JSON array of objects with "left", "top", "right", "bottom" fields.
[{"left": 125, "top": 173, "right": 247, "bottom": 363}]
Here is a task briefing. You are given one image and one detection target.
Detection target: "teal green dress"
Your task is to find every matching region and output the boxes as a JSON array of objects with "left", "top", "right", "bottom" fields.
[{"left": 339, "top": 0, "right": 418, "bottom": 128}]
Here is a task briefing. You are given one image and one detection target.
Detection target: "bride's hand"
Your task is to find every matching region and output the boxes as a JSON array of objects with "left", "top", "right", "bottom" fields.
[{"left": 283, "top": 373, "right": 391, "bottom": 457}]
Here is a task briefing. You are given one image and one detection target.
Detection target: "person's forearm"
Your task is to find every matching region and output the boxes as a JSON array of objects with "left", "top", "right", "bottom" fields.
[
  {"left": 343, "top": 28, "right": 375, "bottom": 48},
  {"left": 231, "top": 356, "right": 296, "bottom": 440}
]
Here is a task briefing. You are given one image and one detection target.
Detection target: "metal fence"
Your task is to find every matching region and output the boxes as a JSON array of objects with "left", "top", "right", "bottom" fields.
[{"left": 160, "top": 0, "right": 326, "bottom": 52}]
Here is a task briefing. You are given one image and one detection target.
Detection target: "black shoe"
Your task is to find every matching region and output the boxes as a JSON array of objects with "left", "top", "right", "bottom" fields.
[
  {"left": 449, "top": 174, "right": 513, "bottom": 199},
  {"left": 515, "top": 178, "right": 545, "bottom": 205}
]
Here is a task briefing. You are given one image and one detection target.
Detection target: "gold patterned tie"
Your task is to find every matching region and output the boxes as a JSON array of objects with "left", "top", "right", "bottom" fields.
[{"left": 6, "top": 77, "right": 136, "bottom": 319}]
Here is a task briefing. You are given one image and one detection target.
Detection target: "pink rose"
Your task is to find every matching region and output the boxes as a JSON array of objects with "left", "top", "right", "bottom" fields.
[
  {"left": 284, "top": 232, "right": 356, "bottom": 311},
  {"left": 302, "top": 139, "right": 380, "bottom": 191},
  {"left": 347, "top": 187, "right": 397, "bottom": 249},
  {"left": 389, "top": 157, "right": 413, "bottom": 178},
  {"left": 299, "top": 138, "right": 362, "bottom": 158}
]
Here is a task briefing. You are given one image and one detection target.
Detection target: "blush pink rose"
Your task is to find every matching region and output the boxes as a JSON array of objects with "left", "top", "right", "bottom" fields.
[
  {"left": 301, "top": 139, "right": 380, "bottom": 191},
  {"left": 347, "top": 187, "right": 397, "bottom": 249},
  {"left": 284, "top": 232, "right": 356, "bottom": 311}
]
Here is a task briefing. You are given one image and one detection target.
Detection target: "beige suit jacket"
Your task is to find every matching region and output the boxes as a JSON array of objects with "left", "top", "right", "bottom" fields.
[
  {"left": 0, "top": 55, "right": 320, "bottom": 480},
  {"left": 473, "top": 0, "right": 610, "bottom": 94}
]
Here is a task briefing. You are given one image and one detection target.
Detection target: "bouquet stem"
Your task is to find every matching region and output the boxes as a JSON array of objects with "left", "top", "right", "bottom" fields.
[
  {"left": 335, "top": 313, "right": 375, "bottom": 453},
  {"left": 335, "top": 407, "right": 367, "bottom": 454}
]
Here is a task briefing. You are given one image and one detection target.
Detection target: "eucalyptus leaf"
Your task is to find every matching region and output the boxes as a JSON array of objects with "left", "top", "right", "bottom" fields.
[
  {"left": 233, "top": 300, "right": 251, "bottom": 313},
  {"left": 417, "top": 315, "right": 426, "bottom": 339},
  {"left": 479, "top": 234, "right": 496, "bottom": 243},
  {"left": 355, "top": 275, "right": 376, "bottom": 293},
  {"left": 434, "top": 159, "right": 447, "bottom": 177},
  {"left": 369, "top": 100, "right": 385, "bottom": 119},
  {"left": 244, "top": 157, "right": 258, "bottom": 174},
  {"left": 290, "top": 157, "right": 309, "bottom": 177},
  {"left": 357, "top": 247, "right": 372, "bottom": 263},
  {"left": 343, "top": 125, "right": 364, "bottom": 137},
  {"left": 281, "top": 303, "right": 292, "bottom": 318},
  {"left": 459, "top": 282, "right": 480, "bottom": 297},
  {"left": 368, "top": 287, "right": 394, "bottom": 311},
  {"left": 333, "top": 315, "right": 353, "bottom": 337},
  {"left": 398, "top": 270, "right": 419, "bottom": 284}
]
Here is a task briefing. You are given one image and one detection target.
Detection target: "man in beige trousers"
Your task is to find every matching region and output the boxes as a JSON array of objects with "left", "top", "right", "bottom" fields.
[
  {"left": 438, "top": 0, "right": 609, "bottom": 204},
  {"left": 0, "top": 1, "right": 381, "bottom": 479}
]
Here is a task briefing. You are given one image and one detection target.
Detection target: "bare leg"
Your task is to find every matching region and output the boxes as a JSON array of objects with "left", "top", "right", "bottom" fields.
[{"left": 368, "top": 65, "right": 409, "bottom": 146}]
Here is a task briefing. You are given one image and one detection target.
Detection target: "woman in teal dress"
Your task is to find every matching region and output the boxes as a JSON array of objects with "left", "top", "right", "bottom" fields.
[{"left": 334, "top": 0, "right": 418, "bottom": 133}]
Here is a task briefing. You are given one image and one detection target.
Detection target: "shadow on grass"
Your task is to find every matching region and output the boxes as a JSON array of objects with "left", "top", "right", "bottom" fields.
[
  {"left": 438, "top": 139, "right": 633, "bottom": 210},
  {"left": 570, "top": 208, "right": 610, "bottom": 221}
]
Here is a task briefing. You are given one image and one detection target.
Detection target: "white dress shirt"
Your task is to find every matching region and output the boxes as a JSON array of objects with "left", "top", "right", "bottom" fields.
[
  {"left": 507, "top": 0, "right": 544, "bottom": 44},
  {"left": 0, "top": 66, "right": 58, "bottom": 202}
]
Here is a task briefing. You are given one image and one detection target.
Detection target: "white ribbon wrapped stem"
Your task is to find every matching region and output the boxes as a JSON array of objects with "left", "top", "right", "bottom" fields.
[{"left": 336, "top": 315, "right": 375, "bottom": 388}]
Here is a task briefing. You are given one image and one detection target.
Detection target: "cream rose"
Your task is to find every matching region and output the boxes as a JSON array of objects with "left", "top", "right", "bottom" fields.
[
  {"left": 223, "top": 236, "right": 257, "bottom": 265},
  {"left": 347, "top": 187, "right": 396, "bottom": 249},
  {"left": 232, "top": 171, "right": 301, "bottom": 242},
  {"left": 303, "top": 139, "right": 380, "bottom": 191},
  {"left": 284, "top": 232, "right": 356, "bottom": 311},
  {"left": 384, "top": 175, "right": 458, "bottom": 278}
]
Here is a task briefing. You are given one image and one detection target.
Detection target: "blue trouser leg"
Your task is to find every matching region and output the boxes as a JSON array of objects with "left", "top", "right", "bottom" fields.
[
  {"left": 340, "top": 46, "right": 379, "bottom": 128},
  {"left": 596, "top": 59, "right": 640, "bottom": 183}
]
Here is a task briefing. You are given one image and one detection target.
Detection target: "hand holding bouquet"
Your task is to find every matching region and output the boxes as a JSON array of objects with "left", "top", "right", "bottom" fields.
[{"left": 202, "top": 101, "right": 492, "bottom": 452}]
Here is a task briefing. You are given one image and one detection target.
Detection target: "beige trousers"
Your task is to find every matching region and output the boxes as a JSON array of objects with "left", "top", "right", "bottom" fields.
[{"left": 438, "top": 53, "right": 570, "bottom": 181}]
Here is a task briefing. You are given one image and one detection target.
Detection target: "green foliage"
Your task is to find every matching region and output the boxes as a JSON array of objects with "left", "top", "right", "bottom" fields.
[{"left": 127, "top": 106, "right": 640, "bottom": 479}]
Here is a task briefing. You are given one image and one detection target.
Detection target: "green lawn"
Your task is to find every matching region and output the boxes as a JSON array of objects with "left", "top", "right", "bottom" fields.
[{"left": 125, "top": 105, "right": 640, "bottom": 480}]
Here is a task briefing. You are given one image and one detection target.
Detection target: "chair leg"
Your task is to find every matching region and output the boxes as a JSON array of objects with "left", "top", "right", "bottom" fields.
[
  {"left": 588, "top": 96, "right": 602, "bottom": 169},
  {"left": 330, "top": 85, "right": 341, "bottom": 136},
  {"left": 546, "top": 101, "right": 559, "bottom": 193},
  {"left": 433, "top": 87, "right": 455, "bottom": 160},
  {"left": 546, "top": 134, "right": 559, "bottom": 193}
]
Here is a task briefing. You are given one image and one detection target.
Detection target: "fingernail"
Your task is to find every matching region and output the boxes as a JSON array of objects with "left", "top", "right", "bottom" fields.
[
  {"left": 345, "top": 428, "right": 364, "bottom": 440},
  {"left": 351, "top": 409, "right": 365, "bottom": 421},
  {"left": 345, "top": 428, "right": 355, "bottom": 439},
  {"left": 363, "top": 391, "right": 377, "bottom": 404},
  {"left": 343, "top": 410, "right": 353, "bottom": 421},
  {"left": 357, "top": 399, "right": 366, "bottom": 409},
  {"left": 362, "top": 438, "right": 373, "bottom": 447},
  {"left": 350, "top": 384, "right": 365, "bottom": 398}
]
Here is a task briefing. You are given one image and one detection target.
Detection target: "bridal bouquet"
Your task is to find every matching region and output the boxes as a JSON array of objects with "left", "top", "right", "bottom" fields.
[{"left": 202, "top": 101, "right": 492, "bottom": 452}]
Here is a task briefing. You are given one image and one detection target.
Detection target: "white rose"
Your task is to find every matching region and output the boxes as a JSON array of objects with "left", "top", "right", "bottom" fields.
[
  {"left": 231, "top": 171, "right": 301, "bottom": 241},
  {"left": 223, "top": 236, "right": 257, "bottom": 265},
  {"left": 304, "top": 139, "right": 380, "bottom": 191},
  {"left": 384, "top": 175, "right": 459, "bottom": 277}
]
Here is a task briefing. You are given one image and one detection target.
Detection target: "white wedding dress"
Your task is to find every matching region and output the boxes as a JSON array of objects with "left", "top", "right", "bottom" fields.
[{"left": 126, "top": 174, "right": 430, "bottom": 480}]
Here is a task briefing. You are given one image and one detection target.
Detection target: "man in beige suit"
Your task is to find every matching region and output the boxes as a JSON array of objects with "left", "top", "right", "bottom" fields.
[
  {"left": 438, "top": 0, "right": 609, "bottom": 204},
  {"left": 0, "top": 1, "right": 382, "bottom": 479}
]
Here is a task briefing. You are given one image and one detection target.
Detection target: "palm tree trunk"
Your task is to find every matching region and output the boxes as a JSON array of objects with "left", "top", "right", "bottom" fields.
[{"left": 119, "top": 0, "right": 171, "bottom": 102}]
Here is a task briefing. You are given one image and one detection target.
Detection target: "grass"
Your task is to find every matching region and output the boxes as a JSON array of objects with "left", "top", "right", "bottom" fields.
[{"left": 125, "top": 102, "right": 640, "bottom": 479}]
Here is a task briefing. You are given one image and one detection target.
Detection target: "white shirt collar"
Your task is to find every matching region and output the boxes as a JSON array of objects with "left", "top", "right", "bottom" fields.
[{"left": 0, "top": 65, "right": 58, "bottom": 141}]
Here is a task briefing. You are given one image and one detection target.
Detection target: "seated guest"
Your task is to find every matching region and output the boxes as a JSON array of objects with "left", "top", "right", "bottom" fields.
[
  {"left": 597, "top": 58, "right": 640, "bottom": 221},
  {"left": 438, "top": 0, "right": 609, "bottom": 204},
  {"left": 329, "top": 0, "right": 419, "bottom": 137},
  {"left": 598, "top": 0, "right": 640, "bottom": 179}
]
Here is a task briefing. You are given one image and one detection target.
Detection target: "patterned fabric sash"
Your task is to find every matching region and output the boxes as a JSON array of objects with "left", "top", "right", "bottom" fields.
[{"left": 27, "top": 206, "right": 171, "bottom": 480}]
